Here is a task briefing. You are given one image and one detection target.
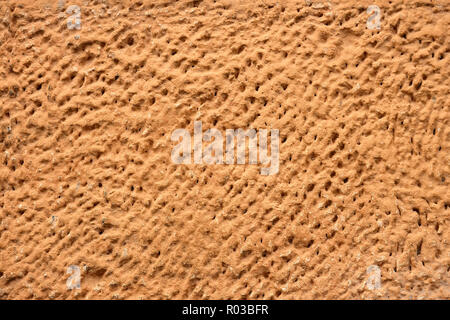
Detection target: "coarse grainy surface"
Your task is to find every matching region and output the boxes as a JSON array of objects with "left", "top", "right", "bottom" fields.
[{"left": 0, "top": 0, "right": 449, "bottom": 299}]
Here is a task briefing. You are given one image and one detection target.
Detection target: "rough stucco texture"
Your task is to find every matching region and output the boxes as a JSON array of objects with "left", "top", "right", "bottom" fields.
[{"left": 0, "top": 0, "right": 449, "bottom": 299}]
